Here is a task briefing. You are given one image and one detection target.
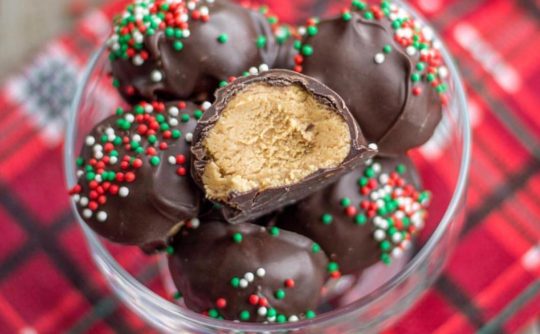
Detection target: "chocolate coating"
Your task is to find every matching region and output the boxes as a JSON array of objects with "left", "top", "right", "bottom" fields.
[
  {"left": 191, "top": 69, "right": 377, "bottom": 223},
  {"left": 275, "top": 156, "right": 430, "bottom": 275},
  {"left": 109, "top": 0, "right": 278, "bottom": 103},
  {"left": 168, "top": 221, "right": 329, "bottom": 322},
  {"left": 70, "top": 101, "right": 203, "bottom": 246},
  {"left": 291, "top": 7, "right": 446, "bottom": 155}
]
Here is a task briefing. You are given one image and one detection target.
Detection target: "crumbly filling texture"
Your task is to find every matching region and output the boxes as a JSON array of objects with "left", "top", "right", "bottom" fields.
[{"left": 202, "top": 83, "right": 351, "bottom": 201}]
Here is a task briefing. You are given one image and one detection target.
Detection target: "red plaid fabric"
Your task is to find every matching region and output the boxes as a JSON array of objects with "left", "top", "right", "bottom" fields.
[{"left": 0, "top": 0, "right": 539, "bottom": 333}]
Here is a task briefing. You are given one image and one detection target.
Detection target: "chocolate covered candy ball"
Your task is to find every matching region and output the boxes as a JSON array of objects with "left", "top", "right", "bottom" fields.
[
  {"left": 275, "top": 156, "right": 431, "bottom": 275},
  {"left": 168, "top": 221, "right": 328, "bottom": 323},
  {"left": 191, "top": 69, "right": 376, "bottom": 223},
  {"left": 69, "top": 101, "right": 203, "bottom": 246},
  {"left": 108, "top": 0, "right": 278, "bottom": 103},
  {"left": 288, "top": 1, "right": 448, "bottom": 155}
]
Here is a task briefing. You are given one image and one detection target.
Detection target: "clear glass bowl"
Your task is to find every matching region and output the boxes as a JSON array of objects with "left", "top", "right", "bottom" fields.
[{"left": 64, "top": 1, "right": 471, "bottom": 332}]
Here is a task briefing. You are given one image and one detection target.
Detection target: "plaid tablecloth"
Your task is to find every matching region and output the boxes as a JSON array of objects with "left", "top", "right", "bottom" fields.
[{"left": 0, "top": 0, "right": 539, "bottom": 333}]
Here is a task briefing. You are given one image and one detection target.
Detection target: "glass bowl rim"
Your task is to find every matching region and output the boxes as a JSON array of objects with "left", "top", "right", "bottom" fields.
[{"left": 64, "top": 3, "right": 472, "bottom": 331}]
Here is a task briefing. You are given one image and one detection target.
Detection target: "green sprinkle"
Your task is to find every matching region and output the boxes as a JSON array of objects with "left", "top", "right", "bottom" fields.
[
  {"left": 355, "top": 214, "right": 367, "bottom": 225},
  {"left": 217, "top": 33, "right": 229, "bottom": 44},
  {"left": 312, "top": 243, "right": 321, "bottom": 253},
  {"left": 112, "top": 79, "right": 120, "bottom": 88},
  {"left": 427, "top": 73, "right": 436, "bottom": 82},
  {"left": 268, "top": 16, "right": 278, "bottom": 25},
  {"left": 411, "top": 73, "right": 421, "bottom": 82},
  {"left": 173, "top": 40, "right": 184, "bottom": 51},
  {"left": 267, "top": 308, "right": 277, "bottom": 318},
  {"left": 396, "top": 164, "right": 407, "bottom": 174},
  {"left": 166, "top": 246, "right": 174, "bottom": 255},
  {"left": 358, "top": 177, "right": 368, "bottom": 187},
  {"left": 171, "top": 129, "right": 182, "bottom": 139},
  {"left": 256, "top": 35, "right": 267, "bottom": 48},
  {"left": 209, "top": 309, "right": 219, "bottom": 318},
  {"left": 437, "top": 83, "right": 448, "bottom": 93},
  {"left": 240, "top": 310, "right": 250, "bottom": 321},
  {"left": 110, "top": 149, "right": 119, "bottom": 157},
  {"left": 150, "top": 156, "right": 161, "bottom": 166},
  {"left": 381, "top": 253, "right": 391, "bottom": 265},
  {"left": 301, "top": 44, "right": 314, "bottom": 56},
  {"left": 342, "top": 11, "right": 352, "bottom": 21},
  {"left": 277, "top": 314, "right": 287, "bottom": 323},
  {"left": 156, "top": 114, "right": 166, "bottom": 124},
  {"left": 340, "top": 197, "right": 351, "bottom": 207},
  {"left": 160, "top": 123, "right": 170, "bottom": 131},
  {"left": 134, "top": 105, "right": 144, "bottom": 114},
  {"left": 181, "top": 114, "right": 190, "bottom": 123},
  {"left": 76, "top": 157, "right": 84, "bottom": 166},
  {"left": 305, "top": 310, "right": 316, "bottom": 319},
  {"left": 383, "top": 44, "right": 392, "bottom": 54},
  {"left": 321, "top": 213, "right": 333, "bottom": 225},
  {"left": 86, "top": 172, "right": 96, "bottom": 181},
  {"left": 275, "top": 289, "right": 286, "bottom": 300},
  {"left": 165, "top": 27, "right": 174, "bottom": 38},
  {"left": 231, "top": 277, "right": 240, "bottom": 288},
  {"left": 136, "top": 147, "right": 144, "bottom": 154},
  {"left": 173, "top": 291, "right": 182, "bottom": 300},
  {"left": 416, "top": 62, "right": 426, "bottom": 71},
  {"left": 327, "top": 262, "right": 339, "bottom": 273},
  {"left": 219, "top": 81, "right": 228, "bottom": 88},
  {"left": 364, "top": 11, "right": 374, "bottom": 20},
  {"left": 194, "top": 109, "right": 204, "bottom": 120},
  {"left": 293, "top": 40, "right": 302, "bottom": 50},
  {"left": 352, "top": 0, "right": 367, "bottom": 10},
  {"left": 148, "top": 135, "right": 157, "bottom": 144},
  {"left": 307, "top": 25, "right": 319, "bottom": 36},
  {"left": 269, "top": 226, "right": 280, "bottom": 237},
  {"left": 392, "top": 20, "right": 402, "bottom": 29},
  {"left": 380, "top": 240, "right": 391, "bottom": 251},
  {"left": 232, "top": 232, "right": 243, "bottom": 244},
  {"left": 364, "top": 167, "right": 375, "bottom": 178},
  {"left": 115, "top": 107, "right": 124, "bottom": 116}
]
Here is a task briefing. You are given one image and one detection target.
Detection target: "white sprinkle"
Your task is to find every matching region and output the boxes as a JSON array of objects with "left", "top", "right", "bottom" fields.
[
  {"left": 374, "top": 230, "right": 386, "bottom": 241},
  {"left": 95, "top": 174, "right": 103, "bottom": 182},
  {"left": 258, "top": 307, "right": 267, "bottom": 317},
  {"left": 187, "top": 1, "right": 196, "bottom": 10},
  {"left": 394, "top": 210, "right": 405, "bottom": 219},
  {"left": 109, "top": 156, "right": 118, "bottom": 165},
  {"left": 422, "top": 27, "right": 434, "bottom": 41},
  {"left": 82, "top": 209, "right": 92, "bottom": 218},
  {"left": 145, "top": 104, "right": 154, "bottom": 113},
  {"left": 105, "top": 128, "right": 115, "bottom": 135},
  {"left": 379, "top": 173, "right": 389, "bottom": 184},
  {"left": 249, "top": 67, "right": 259, "bottom": 75},
  {"left": 374, "top": 53, "right": 385, "bottom": 64},
  {"left": 239, "top": 279, "right": 249, "bottom": 288},
  {"left": 438, "top": 66, "right": 449, "bottom": 79},
  {"left": 76, "top": 170, "right": 84, "bottom": 177},
  {"left": 374, "top": 216, "right": 385, "bottom": 227},
  {"left": 202, "top": 101, "right": 212, "bottom": 110},
  {"left": 183, "top": 29, "right": 191, "bottom": 38},
  {"left": 256, "top": 268, "right": 266, "bottom": 277},
  {"left": 244, "top": 272, "right": 255, "bottom": 282},
  {"left": 406, "top": 46, "right": 417, "bottom": 56},
  {"left": 392, "top": 233, "right": 402, "bottom": 243},
  {"left": 169, "top": 118, "right": 179, "bottom": 126},
  {"left": 259, "top": 64, "right": 269, "bottom": 72},
  {"left": 180, "top": 13, "right": 189, "bottom": 22},
  {"left": 97, "top": 211, "right": 108, "bottom": 222},
  {"left": 125, "top": 114, "right": 135, "bottom": 123},
  {"left": 207, "top": 0, "right": 215, "bottom": 3},
  {"left": 151, "top": 70, "right": 163, "bottom": 82},
  {"left": 289, "top": 315, "right": 299, "bottom": 322},
  {"left": 402, "top": 239, "right": 412, "bottom": 249},
  {"left": 94, "top": 151, "right": 104, "bottom": 160},
  {"left": 132, "top": 134, "right": 142, "bottom": 142},
  {"left": 376, "top": 199, "right": 385, "bottom": 209},
  {"left": 133, "top": 31, "right": 144, "bottom": 44},
  {"left": 190, "top": 218, "right": 200, "bottom": 229},
  {"left": 93, "top": 144, "right": 103, "bottom": 152},
  {"left": 85, "top": 136, "right": 95, "bottom": 146},
  {"left": 370, "top": 192, "right": 379, "bottom": 201},
  {"left": 433, "top": 40, "right": 442, "bottom": 50},
  {"left": 185, "top": 133, "right": 193, "bottom": 143},
  {"left": 133, "top": 55, "right": 144, "bottom": 66},
  {"left": 297, "top": 26, "right": 306, "bottom": 36},
  {"left": 368, "top": 143, "right": 378, "bottom": 151},
  {"left": 392, "top": 247, "right": 403, "bottom": 258},
  {"left": 169, "top": 107, "right": 179, "bottom": 117},
  {"left": 107, "top": 134, "right": 115, "bottom": 141},
  {"left": 372, "top": 163, "right": 381, "bottom": 173},
  {"left": 119, "top": 187, "right": 129, "bottom": 197},
  {"left": 80, "top": 197, "right": 89, "bottom": 207},
  {"left": 168, "top": 156, "right": 177, "bottom": 165},
  {"left": 72, "top": 194, "right": 81, "bottom": 202}
]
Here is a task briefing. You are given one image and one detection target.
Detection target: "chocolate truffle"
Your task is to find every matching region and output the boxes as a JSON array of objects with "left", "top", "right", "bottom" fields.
[
  {"left": 108, "top": 0, "right": 278, "bottom": 103},
  {"left": 289, "top": 1, "right": 448, "bottom": 155},
  {"left": 168, "top": 221, "right": 329, "bottom": 322},
  {"left": 191, "top": 69, "right": 377, "bottom": 223},
  {"left": 275, "top": 156, "right": 431, "bottom": 275},
  {"left": 69, "top": 101, "right": 203, "bottom": 246}
]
